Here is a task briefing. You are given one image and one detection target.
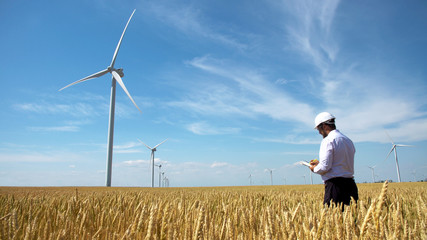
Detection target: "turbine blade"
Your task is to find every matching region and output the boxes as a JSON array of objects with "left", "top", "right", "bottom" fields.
[
  {"left": 59, "top": 69, "right": 109, "bottom": 91},
  {"left": 111, "top": 71, "right": 142, "bottom": 113},
  {"left": 385, "top": 131, "right": 394, "bottom": 144},
  {"left": 385, "top": 146, "right": 394, "bottom": 161},
  {"left": 110, "top": 9, "right": 136, "bottom": 68},
  {"left": 153, "top": 138, "right": 168, "bottom": 149},
  {"left": 137, "top": 138, "right": 152, "bottom": 150},
  {"left": 396, "top": 144, "right": 414, "bottom": 147}
]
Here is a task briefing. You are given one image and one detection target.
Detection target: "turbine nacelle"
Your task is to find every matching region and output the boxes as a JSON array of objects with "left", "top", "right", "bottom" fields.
[
  {"left": 106, "top": 67, "right": 124, "bottom": 77},
  {"left": 115, "top": 68, "right": 124, "bottom": 78}
]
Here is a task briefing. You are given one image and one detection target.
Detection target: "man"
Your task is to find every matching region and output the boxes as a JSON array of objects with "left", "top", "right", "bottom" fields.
[{"left": 309, "top": 112, "right": 358, "bottom": 208}]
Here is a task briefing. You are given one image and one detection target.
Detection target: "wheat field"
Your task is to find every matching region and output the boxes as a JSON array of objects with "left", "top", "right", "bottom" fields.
[{"left": 1, "top": 182, "right": 426, "bottom": 239}]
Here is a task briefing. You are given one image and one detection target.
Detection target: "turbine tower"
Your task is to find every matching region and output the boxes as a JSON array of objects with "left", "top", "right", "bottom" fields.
[
  {"left": 138, "top": 138, "right": 168, "bottom": 187},
  {"left": 59, "top": 10, "right": 141, "bottom": 187},
  {"left": 385, "top": 132, "right": 413, "bottom": 183}
]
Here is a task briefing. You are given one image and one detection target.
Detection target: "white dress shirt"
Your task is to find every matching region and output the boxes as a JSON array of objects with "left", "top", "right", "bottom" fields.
[{"left": 313, "top": 129, "right": 355, "bottom": 182}]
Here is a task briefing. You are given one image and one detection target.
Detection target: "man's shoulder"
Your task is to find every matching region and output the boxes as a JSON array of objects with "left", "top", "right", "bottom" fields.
[{"left": 328, "top": 130, "right": 351, "bottom": 141}]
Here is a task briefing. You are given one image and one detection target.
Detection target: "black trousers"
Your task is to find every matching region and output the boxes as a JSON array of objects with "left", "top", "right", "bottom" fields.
[{"left": 324, "top": 177, "right": 358, "bottom": 207}]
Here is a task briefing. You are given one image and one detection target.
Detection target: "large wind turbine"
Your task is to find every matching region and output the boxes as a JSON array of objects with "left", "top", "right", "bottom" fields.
[
  {"left": 385, "top": 132, "right": 413, "bottom": 183},
  {"left": 138, "top": 139, "right": 168, "bottom": 187},
  {"left": 59, "top": 10, "right": 141, "bottom": 187}
]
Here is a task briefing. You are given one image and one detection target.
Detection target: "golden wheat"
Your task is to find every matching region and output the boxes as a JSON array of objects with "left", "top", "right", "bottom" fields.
[{"left": 0, "top": 183, "right": 426, "bottom": 239}]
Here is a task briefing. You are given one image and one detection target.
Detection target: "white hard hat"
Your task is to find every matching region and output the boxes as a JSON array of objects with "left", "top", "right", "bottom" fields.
[{"left": 314, "top": 112, "right": 335, "bottom": 129}]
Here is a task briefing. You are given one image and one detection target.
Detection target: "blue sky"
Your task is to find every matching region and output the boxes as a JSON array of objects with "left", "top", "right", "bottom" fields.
[{"left": 1, "top": 0, "right": 427, "bottom": 187}]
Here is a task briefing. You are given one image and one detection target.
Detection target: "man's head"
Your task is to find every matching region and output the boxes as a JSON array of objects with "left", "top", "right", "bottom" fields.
[{"left": 314, "top": 112, "right": 336, "bottom": 138}]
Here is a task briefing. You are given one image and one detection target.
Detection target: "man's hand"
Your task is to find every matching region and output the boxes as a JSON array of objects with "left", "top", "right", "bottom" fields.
[{"left": 309, "top": 159, "right": 319, "bottom": 172}]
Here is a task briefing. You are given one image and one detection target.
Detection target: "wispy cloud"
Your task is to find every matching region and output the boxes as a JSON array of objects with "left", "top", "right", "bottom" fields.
[
  {"left": 114, "top": 141, "right": 143, "bottom": 154},
  {"left": 210, "top": 161, "right": 229, "bottom": 168},
  {"left": 186, "top": 122, "right": 240, "bottom": 135},
  {"left": 275, "top": 0, "right": 427, "bottom": 143},
  {"left": 13, "top": 97, "right": 106, "bottom": 117},
  {"left": 0, "top": 152, "right": 78, "bottom": 163},
  {"left": 283, "top": 0, "right": 340, "bottom": 70},
  {"left": 178, "top": 56, "right": 315, "bottom": 126},
  {"left": 28, "top": 126, "right": 80, "bottom": 132},
  {"left": 146, "top": 3, "right": 247, "bottom": 50}
]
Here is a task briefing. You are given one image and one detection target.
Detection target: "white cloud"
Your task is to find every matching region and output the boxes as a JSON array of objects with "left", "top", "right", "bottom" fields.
[
  {"left": 28, "top": 126, "right": 80, "bottom": 132},
  {"left": 122, "top": 159, "right": 149, "bottom": 166},
  {"left": 186, "top": 122, "right": 240, "bottom": 135},
  {"left": 147, "top": 3, "right": 247, "bottom": 50},
  {"left": 14, "top": 102, "right": 102, "bottom": 117},
  {"left": 0, "top": 152, "right": 78, "bottom": 163},
  {"left": 210, "top": 162, "right": 229, "bottom": 168},
  {"left": 283, "top": 0, "right": 340, "bottom": 69},
  {"left": 182, "top": 56, "right": 316, "bottom": 126},
  {"left": 113, "top": 141, "right": 143, "bottom": 154}
]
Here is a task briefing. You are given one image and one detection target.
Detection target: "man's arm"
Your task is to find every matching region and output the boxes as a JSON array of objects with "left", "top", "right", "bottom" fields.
[{"left": 312, "top": 141, "right": 333, "bottom": 175}]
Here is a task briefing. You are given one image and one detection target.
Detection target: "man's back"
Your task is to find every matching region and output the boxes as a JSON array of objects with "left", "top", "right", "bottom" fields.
[{"left": 315, "top": 129, "right": 355, "bottom": 181}]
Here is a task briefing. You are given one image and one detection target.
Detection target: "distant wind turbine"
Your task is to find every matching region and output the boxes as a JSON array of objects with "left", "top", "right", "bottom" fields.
[
  {"left": 368, "top": 165, "right": 376, "bottom": 183},
  {"left": 59, "top": 9, "right": 141, "bottom": 187},
  {"left": 266, "top": 169, "right": 273, "bottom": 185},
  {"left": 138, "top": 138, "right": 168, "bottom": 187},
  {"left": 411, "top": 170, "right": 416, "bottom": 182},
  {"left": 155, "top": 164, "right": 162, "bottom": 187},
  {"left": 161, "top": 172, "right": 165, "bottom": 187},
  {"left": 248, "top": 174, "right": 253, "bottom": 186},
  {"left": 309, "top": 171, "right": 313, "bottom": 185},
  {"left": 385, "top": 132, "right": 413, "bottom": 183}
]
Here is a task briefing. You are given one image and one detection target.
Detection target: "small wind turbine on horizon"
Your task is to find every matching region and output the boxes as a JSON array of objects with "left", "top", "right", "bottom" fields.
[
  {"left": 138, "top": 138, "right": 168, "bottom": 187},
  {"left": 385, "top": 132, "right": 414, "bottom": 183},
  {"left": 368, "top": 165, "right": 376, "bottom": 183},
  {"left": 248, "top": 174, "right": 252, "bottom": 186},
  {"left": 266, "top": 169, "right": 273, "bottom": 185},
  {"left": 309, "top": 171, "right": 313, "bottom": 185},
  {"left": 59, "top": 9, "right": 141, "bottom": 187},
  {"left": 155, "top": 164, "right": 162, "bottom": 187},
  {"left": 161, "top": 172, "right": 165, "bottom": 187}
]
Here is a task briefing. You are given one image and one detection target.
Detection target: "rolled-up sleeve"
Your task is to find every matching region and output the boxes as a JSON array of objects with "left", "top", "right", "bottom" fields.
[{"left": 314, "top": 139, "right": 333, "bottom": 175}]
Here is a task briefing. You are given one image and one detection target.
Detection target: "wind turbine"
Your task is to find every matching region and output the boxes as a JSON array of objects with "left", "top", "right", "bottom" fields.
[
  {"left": 411, "top": 170, "right": 416, "bottom": 182},
  {"left": 155, "top": 164, "right": 162, "bottom": 187},
  {"left": 138, "top": 138, "right": 168, "bottom": 187},
  {"left": 266, "top": 169, "right": 273, "bottom": 185},
  {"left": 385, "top": 132, "right": 413, "bottom": 183},
  {"left": 309, "top": 171, "right": 313, "bottom": 185},
  {"left": 161, "top": 172, "right": 165, "bottom": 187},
  {"left": 59, "top": 9, "right": 141, "bottom": 187},
  {"left": 368, "top": 165, "right": 376, "bottom": 183},
  {"left": 248, "top": 174, "right": 253, "bottom": 186}
]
